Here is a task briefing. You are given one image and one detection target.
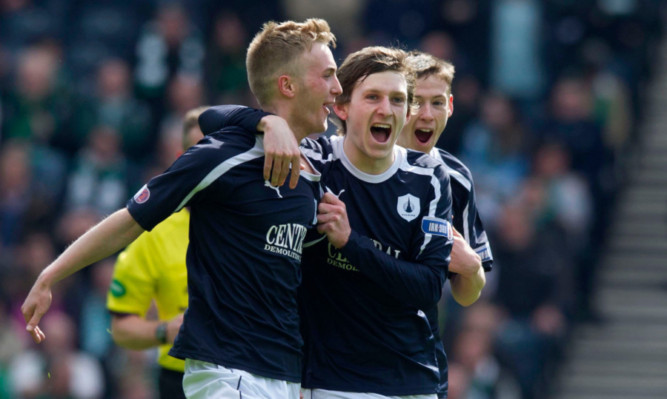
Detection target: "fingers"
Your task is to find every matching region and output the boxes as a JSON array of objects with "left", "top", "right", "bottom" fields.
[
  {"left": 266, "top": 153, "right": 301, "bottom": 187},
  {"left": 29, "top": 326, "right": 45, "bottom": 344},
  {"left": 288, "top": 155, "right": 301, "bottom": 189},
  {"left": 26, "top": 311, "right": 46, "bottom": 344},
  {"left": 452, "top": 227, "right": 462, "bottom": 237},
  {"left": 263, "top": 155, "right": 273, "bottom": 182},
  {"left": 270, "top": 156, "right": 285, "bottom": 187},
  {"left": 317, "top": 211, "right": 341, "bottom": 225},
  {"left": 320, "top": 192, "right": 342, "bottom": 205}
]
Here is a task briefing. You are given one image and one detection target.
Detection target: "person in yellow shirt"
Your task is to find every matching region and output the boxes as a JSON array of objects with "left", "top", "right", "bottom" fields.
[{"left": 106, "top": 107, "right": 206, "bottom": 399}]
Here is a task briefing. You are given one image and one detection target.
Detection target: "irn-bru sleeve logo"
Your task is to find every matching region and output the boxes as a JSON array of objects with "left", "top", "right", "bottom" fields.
[
  {"left": 133, "top": 184, "right": 150, "bottom": 204},
  {"left": 421, "top": 216, "right": 452, "bottom": 239}
]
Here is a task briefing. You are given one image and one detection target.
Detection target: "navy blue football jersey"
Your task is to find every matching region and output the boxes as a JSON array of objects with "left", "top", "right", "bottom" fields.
[
  {"left": 299, "top": 136, "right": 453, "bottom": 395},
  {"left": 428, "top": 147, "right": 494, "bottom": 398},
  {"left": 431, "top": 148, "right": 493, "bottom": 271},
  {"left": 198, "top": 105, "right": 455, "bottom": 395},
  {"left": 126, "top": 128, "right": 320, "bottom": 382}
]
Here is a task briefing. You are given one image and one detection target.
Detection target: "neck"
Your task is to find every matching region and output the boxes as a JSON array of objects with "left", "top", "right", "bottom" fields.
[
  {"left": 263, "top": 103, "right": 309, "bottom": 142},
  {"left": 343, "top": 138, "right": 395, "bottom": 175}
]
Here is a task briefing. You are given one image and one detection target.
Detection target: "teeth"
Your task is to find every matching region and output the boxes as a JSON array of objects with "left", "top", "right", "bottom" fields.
[
  {"left": 372, "top": 124, "right": 391, "bottom": 128},
  {"left": 417, "top": 128, "right": 433, "bottom": 133}
]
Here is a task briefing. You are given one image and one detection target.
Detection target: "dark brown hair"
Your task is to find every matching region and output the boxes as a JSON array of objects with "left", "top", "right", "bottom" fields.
[{"left": 334, "top": 46, "right": 415, "bottom": 134}]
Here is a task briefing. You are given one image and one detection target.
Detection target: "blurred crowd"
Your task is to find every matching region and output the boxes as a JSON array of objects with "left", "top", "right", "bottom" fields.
[{"left": 0, "top": 0, "right": 663, "bottom": 398}]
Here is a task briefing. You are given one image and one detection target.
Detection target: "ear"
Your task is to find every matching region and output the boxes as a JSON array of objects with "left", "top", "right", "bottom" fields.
[
  {"left": 333, "top": 103, "right": 349, "bottom": 121},
  {"left": 278, "top": 75, "right": 296, "bottom": 98},
  {"left": 448, "top": 94, "right": 454, "bottom": 117}
]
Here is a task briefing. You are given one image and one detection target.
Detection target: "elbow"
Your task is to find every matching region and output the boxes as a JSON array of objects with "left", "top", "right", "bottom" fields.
[
  {"left": 412, "top": 280, "right": 446, "bottom": 309},
  {"left": 453, "top": 292, "right": 482, "bottom": 307},
  {"left": 110, "top": 327, "right": 132, "bottom": 349},
  {"left": 110, "top": 317, "right": 145, "bottom": 350}
]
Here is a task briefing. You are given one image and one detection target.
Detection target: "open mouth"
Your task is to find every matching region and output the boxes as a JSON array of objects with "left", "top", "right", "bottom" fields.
[
  {"left": 370, "top": 124, "right": 392, "bottom": 143},
  {"left": 414, "top": 128, "right": 433, "bottom": 144}
]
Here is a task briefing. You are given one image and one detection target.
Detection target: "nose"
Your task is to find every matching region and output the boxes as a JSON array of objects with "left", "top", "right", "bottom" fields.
[
  {"left": 377, "top": 97, "right": 392, "bottom": 116},
  {"left": 420, "top": 103, "right": 434, "bottom": 121},
  {"left": 331, "top": 75, "right": 342, "bottom": 96}
]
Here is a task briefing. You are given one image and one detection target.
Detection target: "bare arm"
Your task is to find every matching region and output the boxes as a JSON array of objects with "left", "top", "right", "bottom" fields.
[
  {"left": 22, "top": 208, "right": 144, "bottom": 343},
  {"left": 111, "top": 313, "right": 183, "bottom": 350},
  {"left": 257, "top": 115, "right": 301, "bottom": 188},
  {"left": 198, "top": 106, "right": 302, "bottom": 188},
  {"left": 448, "top": 228, "right": 485, "bottom": 306}
]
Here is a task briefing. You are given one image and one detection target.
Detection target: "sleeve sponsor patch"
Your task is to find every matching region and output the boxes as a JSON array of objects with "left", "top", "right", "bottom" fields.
[
  {"left": 109, "top": 279, "right": 127, "bottom": 297},
  {"left": 133, "top": 184, "right": 150, "bottom": 204},
  {"left": 421, "top": 216, "right": 452, "bottom": 239}
]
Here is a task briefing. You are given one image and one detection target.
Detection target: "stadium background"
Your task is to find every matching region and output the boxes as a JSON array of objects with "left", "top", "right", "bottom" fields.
[{"left": 0, "top": 0, "right": 664, "bottom": 398}]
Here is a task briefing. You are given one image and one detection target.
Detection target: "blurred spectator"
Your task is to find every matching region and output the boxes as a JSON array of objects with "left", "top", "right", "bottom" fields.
[
  {"left": 531, "top": 141, "right": 593, "bottom": 245},
  {"left": 282, "top": 0, "right": 365, "bottom": 44},
  {"left": 148, "top": 75, "right": 204, "bottom": 175},
  {"left": 459, "top": 92, "right": 531, "bottom": 227},
  {"left": 435, "top": 73, "right": 482, "bottom": 155},
  {"left": 8, "top": 311, "right": 104, "bottom": 399},
  {"left": 80, "top": 259, "right": 116, "bottom": 399},
  {"left": 361, "top": 0, "right": 435, "bottom": 47},
  {"left": 133, "top": 1, "right": 205, "bottom": 119},
  {"left": 205, "top": 11, "right": 251, "bottom": 105},
  {"left": 75, "top": 58, "right": 153, "bottom": 163},
  {"left": 490, "top": 0, "right": 546, "bottom": 102},
  {"left": 438, "top": 0, "right": 490, "bottom": 80},
  {"left": 0, "top": 296, "right": 24, "bottom": 397},
  {"left": 80, "top": 259, "right": 115, "bottom": 359},
  {"left": 539, "top": 75, "right": 616, "bottom": 319},
  {"left": 0, "top": 140, "right": 60, "bottom": 249},
  {"left": 64, "top": 125, "right": 129, "bottom": 217},
  {"left": 492, "top": 201, "right": 572, "bottom": 399},
  {"left": 1, "top": 42, "right": 74, "bottom": 151}
]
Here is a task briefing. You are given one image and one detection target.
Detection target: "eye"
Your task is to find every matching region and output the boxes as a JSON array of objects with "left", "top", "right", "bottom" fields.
[
  {"left": 366, "top": 94, "right": 379, "bottom": 100},
  {"left": 392, "top": 96, "right": 406, "bottom": 104}
]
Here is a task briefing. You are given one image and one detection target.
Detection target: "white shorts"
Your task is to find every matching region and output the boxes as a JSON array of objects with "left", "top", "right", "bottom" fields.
[
  {"left": 183, "top": 358, "right": 300, "bottom": 399},
  {"left": 301, "top": 388, "right": 438, "bottom": 399}
]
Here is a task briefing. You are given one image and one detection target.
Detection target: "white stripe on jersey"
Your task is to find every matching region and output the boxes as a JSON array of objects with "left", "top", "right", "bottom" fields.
[
  {"left": 301, "top": 147, "right": 333, "bottom": 164},
  {"left": 429, "top": 148, "right": 471, "bottom": 191},
  {"left": 419, "top": 172, "right": 442, "bottom": 254},
  {"left": 430, "top": 148, "right": 472, "bottom": 244},
  {"left": 393, "top": 149, "right": 445, "bottom": 254},
  {"left": 175, "top": 136, "right": 265, "bottom": 212}
]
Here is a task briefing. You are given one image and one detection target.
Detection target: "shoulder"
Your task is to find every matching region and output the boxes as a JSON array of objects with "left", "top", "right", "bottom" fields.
[
  {"left": 433, "top": 148, "right": 474, "bottom": 183},
  {"left": 183, "top": 130, "right": 262, "bottom": 165},
  {"left": 301, "top": 135, "right": 338, "bottom": 165},
  {"left": 403, "top": 147, "right": 449, "bottom": 177}
]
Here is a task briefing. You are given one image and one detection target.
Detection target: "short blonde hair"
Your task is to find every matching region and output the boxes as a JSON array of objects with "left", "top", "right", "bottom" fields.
[
  {"left": 246, "top": 19, "right": 336, "bottom": 106},
  {"left": 405, "top": 51, "right": 455, "bottom": 95}
]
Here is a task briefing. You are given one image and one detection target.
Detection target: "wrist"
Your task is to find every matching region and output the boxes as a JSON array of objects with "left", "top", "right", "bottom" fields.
[
  {"left": 257, "top": 115, "right": 283, "bottom": 133},
  {"left": 155, "top": 322, "right": 168, "bottom": 345}
]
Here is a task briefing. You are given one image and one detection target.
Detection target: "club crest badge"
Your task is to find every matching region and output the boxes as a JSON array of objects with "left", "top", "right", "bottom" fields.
[
  {"left": 397, "top": 193, "right": 420, "bottom": 222},
  {"left": 133, "top": 184, "right": 150, "bottom": 204}
]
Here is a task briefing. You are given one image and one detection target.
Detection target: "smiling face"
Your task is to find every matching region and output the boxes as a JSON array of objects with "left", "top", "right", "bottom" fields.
[
  {"left": 398, "top": 74, "right": 453, "bottom": 154},
  {"left": 335, "top": 71, "right": 409, "bottom": 174},
  {"left": 290, "top": 42, "right": 342, "bottom": 139}
]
